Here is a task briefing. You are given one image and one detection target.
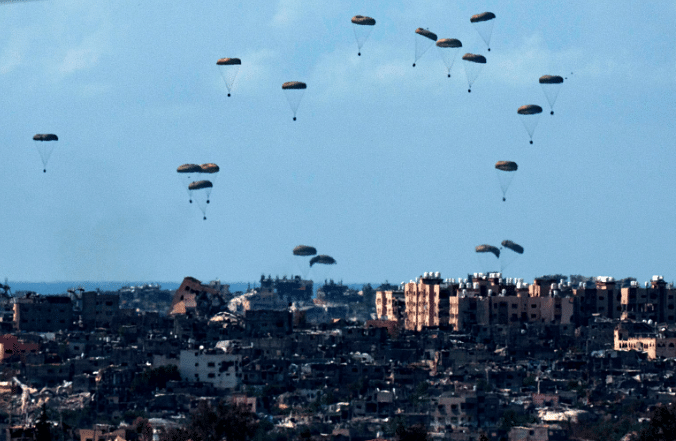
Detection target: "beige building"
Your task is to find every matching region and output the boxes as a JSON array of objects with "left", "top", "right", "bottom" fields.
[
  {"left": 404, "top": 272, "right": 452, "bottom": 331},
  {"left": 390, "top": 273, "right": 676, "bottom": 333},
  {"left": 614, "top": 321, "right": 676, "bottom": 359},
  {"left": 394, "top": 273, "right": 576, "bottom": 332},
  {"left": 620, "top": 276, "right": 676, "bottom": 323},
  {"left": 375, "top": 288, "right": 404, "bottom": 322}
]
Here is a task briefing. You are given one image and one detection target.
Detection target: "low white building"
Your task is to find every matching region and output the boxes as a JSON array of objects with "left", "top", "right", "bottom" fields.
[{"left": 179, "top": 348, "right": 241, "bottom": 389}]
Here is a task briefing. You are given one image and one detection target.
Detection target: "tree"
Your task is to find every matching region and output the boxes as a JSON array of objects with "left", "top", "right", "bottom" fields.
[
  {"left": 129, "top": 365, "right": 181, "bottom": 396},
  {"left": 160, "top": 428, "right": 191, "bottom": 441},
  {"left": 134, "top": 417, "right": 153, "bottom": 441},
  {"left": 637, "top": 403, "right": 676, "bottom": 441},
  {"left": 395, "top": 424, "right": 428, "bottom": 441},
  {"left": 188, "top": 400, "right": 259, "bottom": 441},
  {"left": 36, "top": 405, "right": 51, "bottom": 441}
]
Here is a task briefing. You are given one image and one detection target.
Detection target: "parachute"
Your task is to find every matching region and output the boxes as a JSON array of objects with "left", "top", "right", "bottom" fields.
[
  {"left": 199, "top": 163, "right": 219, "bottom": 203},
  {"left": 310, "top": 255, "right": 336, "bottom": 266},
  {"left": 517, "top": 104, "right": 543, "bottom": 144},
  {"left": 200, "top": 163, "right": 220, "bottom": 174},
  {"left": 436, "top": 38, "right": 462, "bottom": 78},
  {"left": 501, "top": 240, "right": 524, "bottom": 254},
  {"left": 500, "top": 240, "right": 524, "bottom": 272},
  {"left": 177, "top": 164, "right": 202, "bottom": 203},
  {"left": 293, "top": 245, "right": 317, "bottom": 256},
  {"left": 475, "top": 245, "right": 500, "bottom": 259},
  {"left": 470, "top": 12, "right": 496, "bottom": 52},
  {"left": 461, "top": 53, "right": 486, "bottom": 93},
  {"left": 539, "top": 75, "right": 564, "bottom": 115},
  {"left": 413, "top": 28, "right": 437, "bottom": 67},
  {"left": 216, "top": 58, "right": 241, "bottom": 97},
  {"left": 351, "top": 15, "right": 376, "bottom": 56},
  {"left": 32, "top": 134, "right": 58, "bottom": 173},
  {"left": 475, "top": 244, "right": 500, "bottom": 273},
  {"left": 188, "top": 180, "right": 213, "bottom": 220},
  {"left": 494, "top": 161, "right": 518, "bottom": 202},
  {"left": 293, "top": 245, "right": 316, "bottom": 277},
  {"left": 177, "top": 164, "right": 201, "bottom": 173},
  {"left": 282, "top": 81, "right": 307, "bottom": 121}
]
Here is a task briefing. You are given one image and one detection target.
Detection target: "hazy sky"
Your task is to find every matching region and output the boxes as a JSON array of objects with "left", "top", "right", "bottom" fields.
[{"left": 1, "top": 1, "right": 675, "bottom": 286}]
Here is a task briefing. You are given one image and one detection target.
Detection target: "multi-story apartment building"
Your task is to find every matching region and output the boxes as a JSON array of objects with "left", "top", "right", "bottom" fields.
[
  {"left": 404, "top": 272, "right": 452, "bottom": 331},
  {"left": 620, "top": 276, "right": 676, "bottom": 323},
  {"left": 179, "top": 348, "right": 242, "bottom": 389},
  {"left": 0, "top": 335, "right": 40, "bottom": 362},
  {"left": 81, "top": 292, "right": 119, "bottom": 330},
  {"left": 375, "top": 287, "right": 405, "bottom": 322},
  {"left": 13, "top": 294, "right": 72, "bottom": 332},
  {"left": 388, "top": 273, "right": 676, "bottom": 333},
  {"left": 394, "top": 273, "right": 577, "bottom": 332}
]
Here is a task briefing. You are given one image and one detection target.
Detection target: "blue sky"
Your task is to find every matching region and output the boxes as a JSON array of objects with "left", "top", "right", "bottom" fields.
[{"left": 1, "top": 1, "right": 675, "bottom": 286}]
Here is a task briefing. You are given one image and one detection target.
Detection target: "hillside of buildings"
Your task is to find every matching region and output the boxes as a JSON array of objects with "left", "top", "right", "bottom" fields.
[{"left": 2, "top": 272, "right": 676, "bottom": 441}]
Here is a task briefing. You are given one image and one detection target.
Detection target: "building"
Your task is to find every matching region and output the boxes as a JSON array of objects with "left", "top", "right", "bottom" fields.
[
  {"left": 13, "top": 294, "right": 72, "bottom": 332},
  {"left": 81, "top": 292, "right": 120, "bottom": 329},
  {"left": 396, "top": 273, "right": 576, "bottom": 332},
  {"left": 259, "top": 275, "right": 313, "bottom": 304},
  {"left": 179, "top": 348, "right": 242, "bottom": 389},
  {"left": 614, "top": 321, "right": 676, "bottom": 359},
  {"left": 170, "top": 276, "right": 229, "bottom": 316},
  {"left": 508, "top": 425, "right": 567, "bottom": 441},
  {"left": 404, "top": 272, "right": 452, "bottom": 331},
  {"left": 0, "top": 335, "right": 40, "bottom": 362},
  {"left": 620, "top": 276, "right": 676, "bottom": 323},
  {"left": 375, "top": 287, "right": 405, "bottom": 322},
  {"left": 244, "top": 309, "right": 292, "bottom": 337}
]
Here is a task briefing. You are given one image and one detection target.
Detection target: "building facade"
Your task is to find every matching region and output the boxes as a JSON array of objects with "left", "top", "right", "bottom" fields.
[
  {"left": 179, "top": 348, "right": 242, "bottom": 389},
  {"left": 14, "top": 294, "right": 72, "bottom": 332}
]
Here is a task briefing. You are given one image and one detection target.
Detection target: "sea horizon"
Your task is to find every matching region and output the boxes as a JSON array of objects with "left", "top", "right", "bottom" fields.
[{"left": 5, "top": 280, "right": 372, "bottom": 295}]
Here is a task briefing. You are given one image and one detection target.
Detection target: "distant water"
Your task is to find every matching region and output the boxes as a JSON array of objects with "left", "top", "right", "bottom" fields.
[
  {"left": 8, "top": 281, "right": 371, "bottom": 295},
  {"left": 9, "top": 281, "right": 181, "bottom": 295}
]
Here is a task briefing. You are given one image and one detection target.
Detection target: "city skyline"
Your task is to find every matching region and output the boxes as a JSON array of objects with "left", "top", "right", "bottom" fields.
[{"left": 1, "top": 1, "right": 674, "bottom": 285}]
